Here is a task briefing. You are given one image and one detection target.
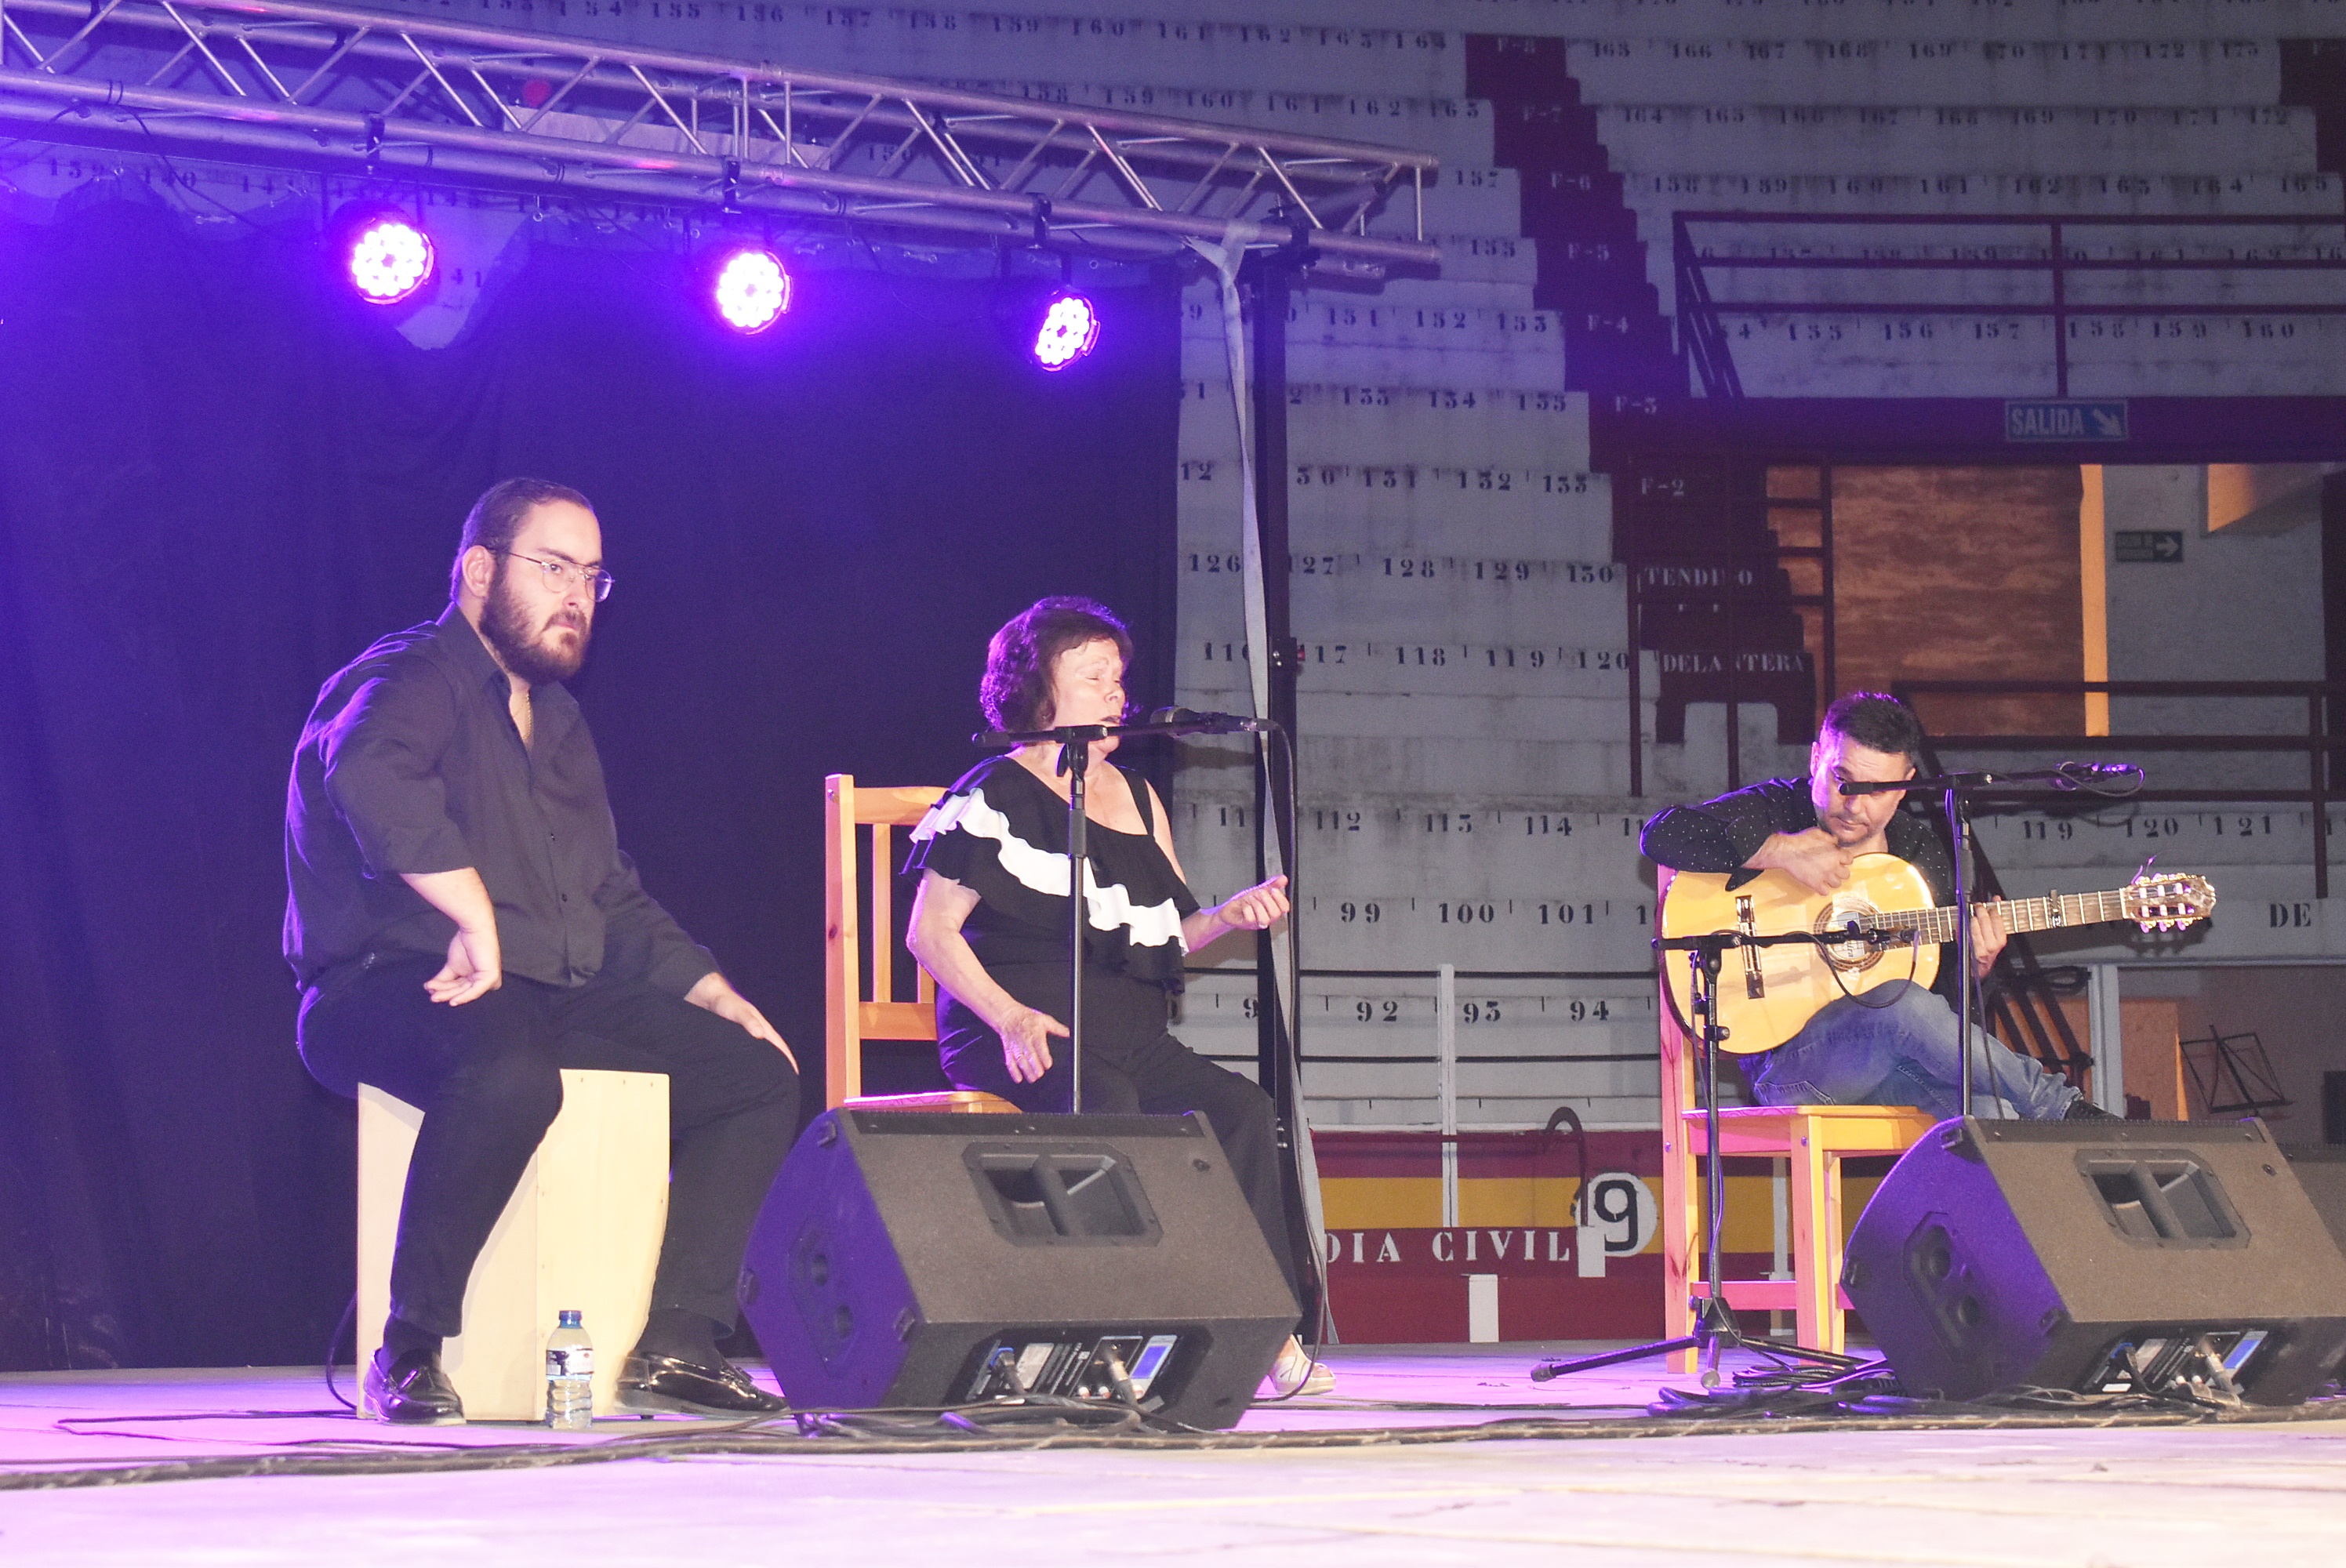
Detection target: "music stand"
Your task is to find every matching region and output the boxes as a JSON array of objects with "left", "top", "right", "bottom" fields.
[{"left": 2181, "top": 1028, "right": 2290, "bottom": 1118}]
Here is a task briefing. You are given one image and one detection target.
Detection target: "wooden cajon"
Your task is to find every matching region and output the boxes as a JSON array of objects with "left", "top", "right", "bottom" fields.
[{"left": 357, "top": 1069, "right": 670, "bottom": 1421}]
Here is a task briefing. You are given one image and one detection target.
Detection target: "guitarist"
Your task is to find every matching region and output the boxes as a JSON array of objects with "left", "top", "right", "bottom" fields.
[{"left": 1641, "top": 693, "right": 2106, "bottom": 1121}]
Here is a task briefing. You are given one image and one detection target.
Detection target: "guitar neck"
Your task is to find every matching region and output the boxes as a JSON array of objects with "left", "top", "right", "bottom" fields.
[{"left": 1883, "top": 887, "right": 2134, "bottom": 943}]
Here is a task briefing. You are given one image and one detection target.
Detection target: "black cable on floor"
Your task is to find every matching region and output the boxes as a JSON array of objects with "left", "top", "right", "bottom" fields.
[
  {"left": 13, "top": 1395, "right": 2344, "bottom": 1493},
  {"left": 322, "top": 1292, "right": 358, "bottom": 1413}
]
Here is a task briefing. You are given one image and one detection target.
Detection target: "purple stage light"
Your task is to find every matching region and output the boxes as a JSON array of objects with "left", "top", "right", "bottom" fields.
[
  {"left": 714, "top": 249, "right": 791, "bottom": 333},
  {"left": 347, "top": 216, "right": 434, "bottom": 304},
  {"left": 1033, "top": 293, "right": 1100, "bottom": 370}
]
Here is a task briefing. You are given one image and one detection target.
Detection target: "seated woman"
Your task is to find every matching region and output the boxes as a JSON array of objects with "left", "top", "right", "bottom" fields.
[{"left": 902, "top": 595, "right": 1329, "bottom": 1397}]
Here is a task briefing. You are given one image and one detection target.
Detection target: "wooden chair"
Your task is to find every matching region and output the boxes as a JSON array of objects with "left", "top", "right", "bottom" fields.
[
  {"left": 824, "top": 773, "right": 1015, "bottom": 1114},
  {"left": 1654, "top": 868, "right": 1937, "bottom": 1368}
]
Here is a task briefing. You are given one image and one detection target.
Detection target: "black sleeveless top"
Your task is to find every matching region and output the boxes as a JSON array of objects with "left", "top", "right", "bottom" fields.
[{"left": 902, "top": 755, "right": 1200, "bottom": 989}]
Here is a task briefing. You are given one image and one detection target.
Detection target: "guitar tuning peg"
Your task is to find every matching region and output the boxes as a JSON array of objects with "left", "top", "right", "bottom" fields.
[{"left": 2134, "top": 854, "right": 2159, "bottom": 884}]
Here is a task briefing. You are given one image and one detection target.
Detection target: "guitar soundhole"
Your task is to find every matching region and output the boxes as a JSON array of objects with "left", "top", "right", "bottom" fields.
[{"left": 1814, "top": 898, "right": 1882, "bottom": 973}]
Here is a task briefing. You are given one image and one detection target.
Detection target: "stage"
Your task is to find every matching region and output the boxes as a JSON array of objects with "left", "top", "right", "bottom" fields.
[{"left": 5, "top": 1345, "right": 2343, "bottom": 1566}]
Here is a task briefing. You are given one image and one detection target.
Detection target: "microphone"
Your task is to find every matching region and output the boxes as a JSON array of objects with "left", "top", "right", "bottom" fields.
[
  {"left": 2054, "top": 760, "right": 2144, "bottom": 795},
  {"left": 1146, "top": 706, "right": 1275, "bottom": 735}
]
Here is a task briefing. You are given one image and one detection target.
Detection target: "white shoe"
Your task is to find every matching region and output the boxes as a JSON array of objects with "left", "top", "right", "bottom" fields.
[{"left": 1260, "top": 1340, "right": 1336, "bottom": 1398}]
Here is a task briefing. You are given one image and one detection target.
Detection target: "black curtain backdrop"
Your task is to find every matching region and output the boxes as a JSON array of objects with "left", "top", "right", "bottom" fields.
[{"left": 0, "top": 196, "right": 1179, "bottom": 1370}]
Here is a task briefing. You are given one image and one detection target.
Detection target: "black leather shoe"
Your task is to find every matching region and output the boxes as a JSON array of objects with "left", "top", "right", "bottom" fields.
[
  {"left": 2065, "top": 1098, "right": 2119, "bottom": 1121},
  {"left": 363, "top": 1346, "right": 465, "bottom": 1425},
  {"left": 614, "top": 1352, "right": 787, "bottom": 1417}
]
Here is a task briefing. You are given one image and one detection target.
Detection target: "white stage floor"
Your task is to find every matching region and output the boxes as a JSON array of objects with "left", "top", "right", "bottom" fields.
[{"left": 5, "top": 1346, "right": 2344, "bottom": 1566}]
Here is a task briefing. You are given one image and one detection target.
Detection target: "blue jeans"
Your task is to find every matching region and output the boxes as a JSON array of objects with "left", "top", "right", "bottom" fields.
[{"left": 1745, "top": 982, "right": 2082, "bottom": 1121}]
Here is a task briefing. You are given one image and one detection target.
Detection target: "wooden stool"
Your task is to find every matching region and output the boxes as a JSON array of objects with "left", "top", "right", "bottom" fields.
[
  {"left": 1669, "top": 1103, "right": 1939, "bottom": 1358},
  {"left": 357, "top": 1069, "right": 670, "bottom": 1421}
]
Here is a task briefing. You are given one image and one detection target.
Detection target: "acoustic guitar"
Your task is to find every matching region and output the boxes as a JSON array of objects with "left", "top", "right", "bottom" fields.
[{"left": 1658, "top": 854, "right": 2216, "bottom": 1054}]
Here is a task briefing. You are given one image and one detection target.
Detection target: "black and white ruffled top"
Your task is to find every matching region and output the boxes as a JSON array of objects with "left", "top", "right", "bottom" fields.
[{"left": 903, "top": 755, "right": 1200, "bottom": 989}]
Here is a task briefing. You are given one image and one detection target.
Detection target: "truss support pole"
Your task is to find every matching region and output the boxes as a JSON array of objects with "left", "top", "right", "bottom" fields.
[{"left": 0, "top": 0, "right": 1442, "bottom": 270}]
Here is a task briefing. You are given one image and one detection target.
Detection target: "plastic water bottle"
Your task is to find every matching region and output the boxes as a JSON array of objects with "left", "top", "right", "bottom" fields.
[{"left": 545, "top": 1309, "right": 594, "bottom": 1430}]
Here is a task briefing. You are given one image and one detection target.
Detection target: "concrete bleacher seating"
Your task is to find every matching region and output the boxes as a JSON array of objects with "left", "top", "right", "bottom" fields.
[
  {"left": 1596, "top": 105, "right": 2319, "bottom": 176},
  {"left": 336, "top": 0, "right": 2346, "bottom": 1125},
  {"left": 1563, "top": 36, "right": 2287, "bottom": 107}
]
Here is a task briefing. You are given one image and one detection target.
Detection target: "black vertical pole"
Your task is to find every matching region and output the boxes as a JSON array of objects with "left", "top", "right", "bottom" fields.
[
  {"left": 1246, "top": 251, "right": 1316, "bottom": 1323},
  {"left": 1060, "top": 741, "right": 1088, "bottom": 1113},
  {"left": 1247, "top": 255, "right": 1298, "bottom": 1083},
  {"left": 1950, "top": 789, "right": 1977, "bottom": 1117}
]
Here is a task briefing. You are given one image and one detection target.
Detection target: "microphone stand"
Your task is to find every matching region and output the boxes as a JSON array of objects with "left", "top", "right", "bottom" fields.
[
  {"left": 971, "top": 713, "right": 1266, "bottom": 1113},
  {"left": 1534, "top": 927, "right": 1866, "bottom": 1385},
  {"left": 1839, "top": 764, "right": 2134, "bottom": 1118}
]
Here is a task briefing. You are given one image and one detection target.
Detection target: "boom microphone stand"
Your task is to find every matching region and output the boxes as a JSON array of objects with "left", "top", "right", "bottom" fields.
[
  {"left": 972, "top": 710, "right": 1272, "bottom": 1113},
  {"left": 1534, "top": 927, "right": 1864, "bottom": 1386},
  {"left": 1838, "top": 761, "right": 2140, "bottom": 1116}
]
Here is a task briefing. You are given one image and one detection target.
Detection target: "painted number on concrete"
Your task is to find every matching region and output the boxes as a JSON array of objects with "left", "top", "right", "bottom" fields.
[{"left": 1582, "top": 1172, "right": 1658, "bottom": 1255}]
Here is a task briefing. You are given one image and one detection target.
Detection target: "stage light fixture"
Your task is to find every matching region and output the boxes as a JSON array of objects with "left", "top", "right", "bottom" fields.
[
  {"left": 347, "top": 215, "right": 434, "bottom": 305},
  {"left": 1032, "top": 292, "right": 1100, "bottom": 370},
  {"left": 714, "top": 248, "right": 791, "bottom": 333}
]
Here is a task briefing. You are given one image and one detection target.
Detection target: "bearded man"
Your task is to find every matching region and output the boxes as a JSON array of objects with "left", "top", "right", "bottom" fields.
[{"left": 286, "top": 477, "right": 798, "bottom": 1423}]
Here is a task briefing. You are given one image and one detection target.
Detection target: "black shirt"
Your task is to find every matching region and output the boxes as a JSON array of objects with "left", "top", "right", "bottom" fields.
[
  {"left": 283, "top": 604, "right": 715, "bottom": 996},
  {"left": 902, "top": 756, "right": 1199, "bottom": 987},
  {"left": 1641, "top": 775, "right": 1960, "bottom": 996}
]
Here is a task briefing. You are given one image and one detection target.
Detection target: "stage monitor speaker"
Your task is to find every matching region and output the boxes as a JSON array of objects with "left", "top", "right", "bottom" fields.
[
  {"left": 2285, "top": 1145, "right": 2346, "bottom": 1262},
  {"left": 1843, "top": 1117, "right": 2346, "bottom": 1405},
  {"left": 738, "top": 1109, "right": 1300, "bottom": 1429}
]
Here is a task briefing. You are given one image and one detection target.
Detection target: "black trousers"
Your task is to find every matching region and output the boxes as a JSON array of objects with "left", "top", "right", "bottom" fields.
[
  {"left": 300, "top": 954, "right": 799, "bottom": 1338},
  {"left": 940, "top": 967, "right": 1302, "bottom": 1306}
]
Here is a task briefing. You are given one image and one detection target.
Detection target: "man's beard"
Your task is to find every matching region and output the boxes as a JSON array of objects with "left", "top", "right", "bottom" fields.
[{"left": 481, "top": 564, "right": 590, "bottom": 684}]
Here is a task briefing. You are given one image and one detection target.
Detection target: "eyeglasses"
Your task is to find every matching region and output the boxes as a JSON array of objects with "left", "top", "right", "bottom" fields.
[{"left": 497, "top": 550, "right": 614, "bottom": 602}]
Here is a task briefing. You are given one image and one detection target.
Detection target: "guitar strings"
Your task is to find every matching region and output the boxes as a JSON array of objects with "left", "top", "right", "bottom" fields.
[{"left": 1819, "top": 906, "right": 1926, "bottom": 1012}]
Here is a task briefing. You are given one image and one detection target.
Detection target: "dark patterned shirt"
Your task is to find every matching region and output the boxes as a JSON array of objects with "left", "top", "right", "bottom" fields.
[{"left": 1641, "top": 775, "right": 1956, "bottom": 903}]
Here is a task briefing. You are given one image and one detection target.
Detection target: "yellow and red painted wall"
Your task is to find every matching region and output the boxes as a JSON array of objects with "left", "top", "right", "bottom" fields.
[{"left": 1315, "top": 1130, "right": 1887, "bottom": 1342}]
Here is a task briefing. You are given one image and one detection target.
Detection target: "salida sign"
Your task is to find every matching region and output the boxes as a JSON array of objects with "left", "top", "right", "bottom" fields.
[{"left": 2004, "top": 399, "right": 2129, "bottom": 441}]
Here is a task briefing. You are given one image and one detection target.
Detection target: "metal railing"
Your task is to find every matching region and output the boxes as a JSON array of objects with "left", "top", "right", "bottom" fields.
[
  {"left": 1185, "top": 963, "right": 1658, "bottom": 1156},
  {"left": 0, "top": 0, "right": 1440, "bottom": 270},
  {"left": 1673, "top": 212, "right": 2346, "bottom": 399}
]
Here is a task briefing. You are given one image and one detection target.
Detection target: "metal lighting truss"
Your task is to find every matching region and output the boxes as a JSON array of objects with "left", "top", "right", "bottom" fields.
[{"left": 0, "top": 0, "right": 1440, "bottom": 272}]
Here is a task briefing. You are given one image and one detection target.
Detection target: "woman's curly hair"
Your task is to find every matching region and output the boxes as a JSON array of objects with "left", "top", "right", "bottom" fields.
[{"left": 981, "top": 597, "right": 1134, "bottom": 731}]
